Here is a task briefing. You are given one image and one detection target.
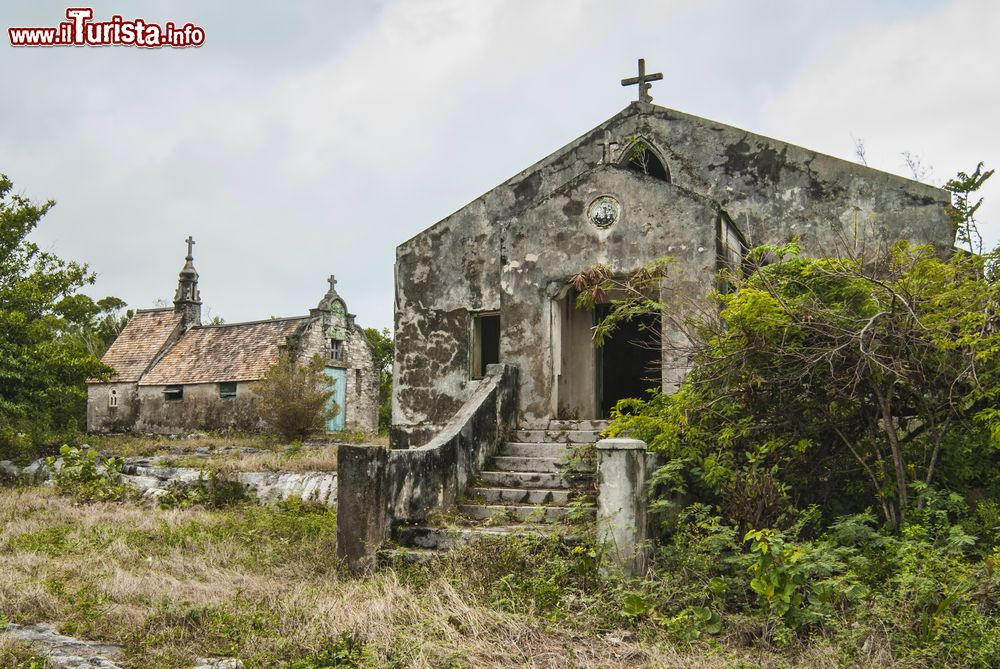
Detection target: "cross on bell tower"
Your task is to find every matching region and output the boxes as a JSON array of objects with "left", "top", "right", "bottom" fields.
[
  {"left": 621, "top": 58, "right": 663, "bottom": 104},
  {"left": 173, "top": 235, "right": 202, "bottom": 326}
]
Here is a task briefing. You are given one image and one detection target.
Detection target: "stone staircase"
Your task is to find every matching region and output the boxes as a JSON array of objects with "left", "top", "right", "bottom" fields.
[{"left": 384, "top": 420, "right": 607, "bottom": 561}]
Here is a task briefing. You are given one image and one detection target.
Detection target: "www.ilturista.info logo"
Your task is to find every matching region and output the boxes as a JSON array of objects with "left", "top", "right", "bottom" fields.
[{"left": 9, "top": 7, "right": 205, "bottom": 48}]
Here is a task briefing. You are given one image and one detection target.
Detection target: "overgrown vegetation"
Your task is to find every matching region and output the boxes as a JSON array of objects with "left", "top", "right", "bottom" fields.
[
  {"left": 0, "top": 635, "right": 51, "bottom": 669},
  {"left": 363, "top": 327, "right": 393, "bottom": 434},
  {"left": 0, "top": 173, "right": 126, "bottom": 453},
  {"left": 0, "top": 485, "right": 910, "bottom": 668},
  {"left": 46, "top": 444, "right": 132, "bottom": 503},
  {"left": 255, "top": 352, "right": 337, "bottom": 441},
  {"left": 157, "top": 470, "right": 249, "bottom": 509},
  {"left": 566, "top": 166, "right": 1000, "bottom": 665}
]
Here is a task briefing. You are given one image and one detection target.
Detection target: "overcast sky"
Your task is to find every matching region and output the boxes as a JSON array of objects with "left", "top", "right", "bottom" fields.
[{"left": 3, "top": 0, "right": 998, "bottom": 330}]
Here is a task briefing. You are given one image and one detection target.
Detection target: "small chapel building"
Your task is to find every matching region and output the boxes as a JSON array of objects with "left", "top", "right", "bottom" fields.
[
  {"left": 87, "top": 239, "right": 378, "bottom": 435},
  {"left": 390, "top": 60, "right": 956, "bottom": 447}
]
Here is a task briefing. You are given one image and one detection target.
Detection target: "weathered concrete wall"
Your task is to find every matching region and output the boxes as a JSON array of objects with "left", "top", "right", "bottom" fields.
[
  {"left": 87, "top": 382, "right": 140, "bottom": 433},
  {"left": 392, "top": 101, "right": 954, "bottom": 433},
  {"left": 502, "top": 167, "right": 720, "bottom": 424},
  {"left": 392, "top": 199, "right": 502, "bottom": 437},
  {"left": 133, "top": 382, "right": 259, "bottom": 434},
  {"left": 338, "top": 364, "right": 517, "bottom": 573}
]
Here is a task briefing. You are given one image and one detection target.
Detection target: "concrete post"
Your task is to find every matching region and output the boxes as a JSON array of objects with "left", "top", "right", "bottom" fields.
[
  {"left": 596, "top": 438, "right": 650, "bottom": 577},
  {"left": 336, "top": 444, "right": 389, "bottom": 576}
]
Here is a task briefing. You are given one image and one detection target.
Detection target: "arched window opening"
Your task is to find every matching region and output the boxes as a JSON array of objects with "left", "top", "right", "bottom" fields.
[
  {"left": 622, "top": 141, "right": 670, "bottom": 182},
  {"left": 109, "top": 389, "right": 118, "bottom": 408}
]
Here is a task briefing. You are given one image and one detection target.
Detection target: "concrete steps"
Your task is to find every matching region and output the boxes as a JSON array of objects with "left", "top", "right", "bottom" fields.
[
  {"left": 478, "top": 470, "right": 567, "bottom": 489},
  {"left": 467, "top": 486, "right": 571, "bottom": 504},
  {"left": 511, "top": 429, "right": 602, "bottom": 444},
  {"left": 500, "top": 442, "right": 572, "bottom": 457},
  {"left": 387, "top": 421, "right": 603, "bottom": 562},
  {"left": 458, "top": 504, "right": 591, "bottom": 523}
]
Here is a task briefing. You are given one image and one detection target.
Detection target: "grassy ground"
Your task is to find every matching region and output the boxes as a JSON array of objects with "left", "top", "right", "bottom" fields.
[
  {"left": 0, "top": 485, "right": 907, "bottom": 669},
  {"left": 0, "top": 634, "right": 50, "bottom": 668}
]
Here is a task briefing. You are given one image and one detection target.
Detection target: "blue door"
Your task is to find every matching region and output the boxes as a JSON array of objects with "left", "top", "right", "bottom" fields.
[{"left": 325, "top": 367, "right": 346, "bottom": 432}]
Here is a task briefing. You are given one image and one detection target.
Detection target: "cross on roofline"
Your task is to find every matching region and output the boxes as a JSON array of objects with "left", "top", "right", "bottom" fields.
[
  {"left": 328, "top": 275, "right": 338, "bottom": 291},
  {"left": 185, "top": 236, "right": 195, "bottom": 259},
  {"left": 621, "top": 58, "right": 663, "bottom": 104}
]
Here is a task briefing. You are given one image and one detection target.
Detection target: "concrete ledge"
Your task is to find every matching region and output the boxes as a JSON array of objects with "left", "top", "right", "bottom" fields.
[{"left": 596, "top": 438, "right": 647, "bottom": 451}]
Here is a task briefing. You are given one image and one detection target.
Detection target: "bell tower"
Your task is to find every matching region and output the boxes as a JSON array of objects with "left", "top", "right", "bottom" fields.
[{"left": 173, "top": 236, "right": 202, "bottom": 326}]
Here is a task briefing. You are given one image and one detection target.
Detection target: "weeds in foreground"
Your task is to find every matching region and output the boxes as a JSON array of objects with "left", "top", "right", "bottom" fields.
[{"left": 0, "top": 635, "right": 52, "bottom": 669}]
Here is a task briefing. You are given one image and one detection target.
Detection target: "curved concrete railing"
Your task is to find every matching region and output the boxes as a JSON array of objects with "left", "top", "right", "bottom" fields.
[{"left": 337, "top": 363, "right": 518, "bottom": 574}]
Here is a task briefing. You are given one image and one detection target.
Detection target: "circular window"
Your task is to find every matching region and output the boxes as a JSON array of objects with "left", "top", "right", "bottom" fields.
[{"left": 587, "top": 195, "right": 621, "bottom": 229}]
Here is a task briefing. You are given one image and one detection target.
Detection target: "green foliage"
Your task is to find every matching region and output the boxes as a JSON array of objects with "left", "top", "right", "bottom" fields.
[
  {"left": 945, "top": 161, "right": 994, "bottom": 253},
  {"left": 570, "top": 257, "right": 672, "bottom": 345},
  {"left": 744, "top": 528, "right": 808, "bottom": 640},
  {"left": 0, "top": 173, "right": 124, "bottom": 447},
  {"left": 157, "top": 469, "right": 249, "bottom": 509},
  {"left": 255, "top": 352, "right": 337, "bottom": 441},
  {"left": 46, "top": 444, "right": 131, "bottom": 502},
  {"left": 363, "top": 327, "right": 393, "bottom": 434},
  {"left": 288, "top": 633, "right": 368, "bottom": 668},
  {"left": 0, "top": 636, "right": 51, "bottom": 669},
  {"left": 606, "top": 241, "right": 1000, "bottom": 532}
]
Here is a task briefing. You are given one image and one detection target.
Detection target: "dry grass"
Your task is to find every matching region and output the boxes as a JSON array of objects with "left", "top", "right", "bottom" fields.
[
  {"left": 160, "top": 443, "right": 341, "bottom": 473},
  {"left": 0, "top": 486, "right": 897, "bottom": 669},
  {"left": 0, "top": 634, "right": 52, "bottom": 668},
  {"left": 85, "top": 432, "right": 281, "bottom": 458}
]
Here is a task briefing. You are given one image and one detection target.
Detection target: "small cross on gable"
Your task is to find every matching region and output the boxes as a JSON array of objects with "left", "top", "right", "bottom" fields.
[
  {"left": 185, "top": 236, "right": 195, "bottom": 259},
  {"left": 328, "top": 275, "right": 338, "bottom": 291},
  {"left": 599, "top": 129, "right": 619, "bottom": 163}
]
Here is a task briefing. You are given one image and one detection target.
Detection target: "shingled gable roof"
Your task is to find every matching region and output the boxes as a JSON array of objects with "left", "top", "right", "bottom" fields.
[
  {"left": 139, "top": 317, "right": 308, "bottom": 386},
  {"left": 95, "top": 308, "right": 183, "bottom": 383}
]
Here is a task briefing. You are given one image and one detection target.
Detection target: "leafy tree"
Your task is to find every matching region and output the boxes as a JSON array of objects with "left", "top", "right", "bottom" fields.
[
  {"left": 363, "top": 326, "right": 393, "bottom": 433},
  {"left": 254, "top": 352, "right": 336, "bottom": 441},
  {"left": 945, "top": 161, "right": 994, "bottom": 254},
  {"left": 595, "top": 242, "right": 1000, "bottom": 533},
  {"left": 0, "top": 173, "right": 121, "bottom": 446}
]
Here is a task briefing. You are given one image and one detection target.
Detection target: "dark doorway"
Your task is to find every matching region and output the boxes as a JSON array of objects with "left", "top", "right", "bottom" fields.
[
  {"left": 598, "top": 305, "right": 661, "bottom": 416},
  {"left": 472, "top": 313, "right": 500, "bottom": 378}
]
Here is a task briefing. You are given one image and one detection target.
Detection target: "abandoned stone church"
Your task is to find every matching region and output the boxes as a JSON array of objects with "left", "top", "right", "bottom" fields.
[
  {"left": 87, "top": 240, "right": 378, "bottom": 435},
  {"left": 390, "top": 62, "right": 954, "bottom": 447}
]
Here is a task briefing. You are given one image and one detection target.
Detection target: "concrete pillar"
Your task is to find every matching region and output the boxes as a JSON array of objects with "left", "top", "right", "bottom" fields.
[
  {"left": 336, "top": 444, "right": 389, "bottom": 576},
  {"left": 596, "top": 438, "right": 650, "bottom": 577}
]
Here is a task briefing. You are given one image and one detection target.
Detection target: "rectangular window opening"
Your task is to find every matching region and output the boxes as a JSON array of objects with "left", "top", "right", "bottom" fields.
[
  {"left": 717, "top": 217, "right": 746, "bottom": 294},
  {"left": 219, "top": 381, "right": 237, "bottom": 399},
  {"left": 164, "top": 385, "right": 184, "bottom": 401},
  {"left": 471, "top": 312, "right": 500, "bottom": 379},
  {"left": 330, "top": 339, "right": 343, "bottom": 362}
]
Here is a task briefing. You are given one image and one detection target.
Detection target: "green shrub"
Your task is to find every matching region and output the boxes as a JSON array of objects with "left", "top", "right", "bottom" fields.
[
  {"left": 157, "top": 469, "right": 248, "bottom": 509},
  {"left": 46, "top": 444, "right": 131, "bottom": 502}
]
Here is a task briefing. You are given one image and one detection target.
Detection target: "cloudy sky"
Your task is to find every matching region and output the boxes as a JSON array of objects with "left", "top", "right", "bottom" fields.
[{"left": 3, "top": 0, "right": 998, "bottom": 330}]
